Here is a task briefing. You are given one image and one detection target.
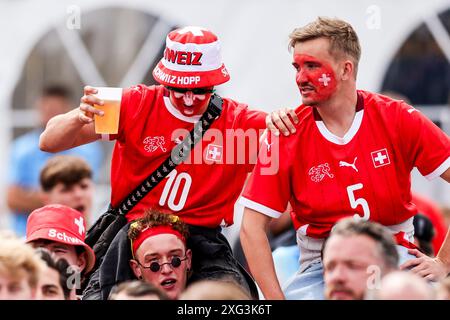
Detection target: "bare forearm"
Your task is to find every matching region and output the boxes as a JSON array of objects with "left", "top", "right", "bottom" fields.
[
  {"left": 39, "top": 108, "right": 95, "bottom": 152},
  {"left": 436, "top": 228, "right": 450, "bottom": 275},
  {"left": 241, "top": 211, "right": 285, "bottom": 299},
  {"left": 7, "top": 186, "right": 44, "bottom": 212}
]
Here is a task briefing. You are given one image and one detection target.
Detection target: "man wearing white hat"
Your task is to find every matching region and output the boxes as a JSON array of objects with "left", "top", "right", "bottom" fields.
[{"left": 39, "top": 26, "right": 295, "bottom": 299}]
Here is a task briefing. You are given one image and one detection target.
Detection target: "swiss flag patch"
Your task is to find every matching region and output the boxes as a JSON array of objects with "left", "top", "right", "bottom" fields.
[{"left": 371, "top": 148, "right": 391, "bottom": 168}]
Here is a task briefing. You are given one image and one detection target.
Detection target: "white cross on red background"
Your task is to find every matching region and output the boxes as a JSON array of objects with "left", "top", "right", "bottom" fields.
[
  {"left": 206, "top": 144, "right": 223, "bottom": 162},
  {"left": 74, "top": 217, "right": 85, "bottom": 235},
  {"left": 371, "top": 148, "right": 390, "bottom": 168},
  {"left": 177, "top": 26, "right": 206, "bottom": 36},
  {"left": 318, "top": 73, "right": 331, "bottom": 86}
]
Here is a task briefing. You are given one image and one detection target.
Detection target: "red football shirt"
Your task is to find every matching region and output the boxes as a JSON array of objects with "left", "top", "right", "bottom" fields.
[
  {"left": 241, "top": 90, "right": 450, "bottom": 239},
  {"left": 107, "top": 85, "right": 266, "bottom": 227}
]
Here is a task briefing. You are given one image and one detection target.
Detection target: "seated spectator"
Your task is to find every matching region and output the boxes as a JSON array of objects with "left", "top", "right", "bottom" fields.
[
  {"left": 180, "top": 280, "right": 251, "bottom": 300},
  {"left": 35, "top": 248, "right": 73, "bottom": 300},
  {"left": 413, "top": 214, "right": 435, "bottom": 256},
  {"left": 369, "top": 271, "right": 435, "bottom": 300},
  {"left": 322, "top": 218, "right": 399, "bottom": 300},
  {"left": 128, "top": 210, "right": 192, "bottom": 300},
  {"left": 108, "top": 280, "right": 168, "bottom": 300},
  {"left": 25, "top": 204, "right": 96, "bottom": 294},
  {"left": 40, "top": 155, "right": 94, "bottom": 224},
  {"left": 436, "top": 276, "right": 450, "bottom": 300},
  {"left": 0, "top": 238, "right": 44, "bottom": 300}
]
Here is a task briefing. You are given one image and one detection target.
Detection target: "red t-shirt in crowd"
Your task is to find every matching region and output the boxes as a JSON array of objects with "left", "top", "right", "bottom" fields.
[
  {"left": 412, "top": 192, "right": 447, "bottom": 253},
  {"left": 240, "top": 90, "right": 450, "bottom": 239},
  {"left": 107, "top": 84, "right": 266, "bottom": 227}
]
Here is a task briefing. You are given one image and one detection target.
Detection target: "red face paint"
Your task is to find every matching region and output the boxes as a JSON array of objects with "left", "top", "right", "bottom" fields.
[
  {"left": 169, "top": 90, "right": 212, "bottom": 116},
  {"left": 293, "top": 54, "right": 337, "bottom": 105}
]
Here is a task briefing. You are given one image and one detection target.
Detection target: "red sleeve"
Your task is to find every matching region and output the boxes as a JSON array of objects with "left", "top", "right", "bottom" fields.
[
  {"left": 398, "top": 102, "right": 450, "bottom": 179},
  {"left": 239, "top": 131, "right": 291, "bottom": 218},
  {"left": 239, "top": 107, "right": 267, "bottom": 131}
]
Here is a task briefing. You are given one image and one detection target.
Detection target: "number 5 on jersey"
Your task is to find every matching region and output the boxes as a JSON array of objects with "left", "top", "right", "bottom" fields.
[
  {"left": 159, "top": 169, "right": 192, "bottom": 211},
  {"left": 347, "top": 183, "right": 370, "bottom": 221}
]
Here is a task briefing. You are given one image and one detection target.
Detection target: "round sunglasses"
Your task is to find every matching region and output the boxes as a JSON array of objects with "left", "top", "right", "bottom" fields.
[
  {"left": 166, "top": 86, "right": 215, "bottom": 95},
  {"left": 137, "top": 256, "right": 188, "bottom": 272}
]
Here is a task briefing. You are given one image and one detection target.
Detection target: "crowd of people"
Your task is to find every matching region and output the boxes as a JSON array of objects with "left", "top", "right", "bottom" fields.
[{"left": 1, "top": 17, "right": 450, "bottom": 300}]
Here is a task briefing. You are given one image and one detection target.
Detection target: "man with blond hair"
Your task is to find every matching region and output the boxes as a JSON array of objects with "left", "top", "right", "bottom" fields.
[
  {"left": 0, "top": 238, "right": 44, "bottom": 300},
  {"left": 241, "top": 17, "right": 450, "bottom": 299}
]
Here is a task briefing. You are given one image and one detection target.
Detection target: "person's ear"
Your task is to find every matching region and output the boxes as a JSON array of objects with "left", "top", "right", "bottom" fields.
[
  {"left": 77, "top": 251, "right": 87, "bottom": 272},
  {"left": 341, "top": 60, "right": 354, "bottom": 81},
  {"left": 129, "top": 259, "right": 142, "bottom": 279},
  {"left": 185, "top": 249, "right": 193, "bottom": 271}
]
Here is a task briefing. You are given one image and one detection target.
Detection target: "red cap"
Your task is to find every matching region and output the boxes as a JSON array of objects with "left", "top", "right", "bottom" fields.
[
  {"left": 26, "top": 204, "right": 96, "bottom": 273},
  {"left": 152, "top": 26, "right": 230, "bottom": 88}
]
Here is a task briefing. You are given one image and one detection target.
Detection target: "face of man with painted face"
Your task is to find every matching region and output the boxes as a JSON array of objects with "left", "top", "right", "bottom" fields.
[
  {"left": 168, "top": 87, "right": 214, "bottom": 117},
  {"left": 292, "top": 38, "right": 341, "bottom": 106},
  {"left": 130, "top": 233, "right": 192, "bottom": 300}
]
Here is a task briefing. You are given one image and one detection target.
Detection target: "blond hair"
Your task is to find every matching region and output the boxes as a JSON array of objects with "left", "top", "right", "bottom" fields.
[
  {"left": 0, "top": 239, "right": 44, "bottom": 288},
  {"left": 289, "top": 17, "right": 361, "bottom": 77}
]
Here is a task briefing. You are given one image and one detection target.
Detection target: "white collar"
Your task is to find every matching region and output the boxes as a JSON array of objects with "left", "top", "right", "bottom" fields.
[{"left": 315, "top": 109, "right": 364, "bottom": 145}]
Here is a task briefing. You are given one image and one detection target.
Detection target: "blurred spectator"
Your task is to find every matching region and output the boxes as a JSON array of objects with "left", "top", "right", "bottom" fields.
[
  {"left": 7, "top": 85, "right": 103, "bottom": 236},
  {"left": 0, "top": 238, "right": 44, "bottom": 300},
  {"left": 35, "top": 248, "right": 73, "bottom": 300},
  {"left": 40, "top": 155, "right": 94, "bottom": 224},
  {"left": 180, "top": 280, "right": 251, "bottom": 300},
  {"left": 413, "top": 213, "right": 435, "bottom": 256},
  {"left": 108, "top": 280, "right": 168, "bottom": 300},
  {"left": 127, "top": 210, "right": 191, "bottom": 300},
  {"left": 322, "top": 218, "right": 399, "bottom": 300},
  {"left": 370, "top": 271, "right": 435, "bottom": 300},
  {"left": 412, "top": 193, "right": 448, "bottom": 254},
  {"left": 25, "top": 204, "right": 96, "bottom": 293},
  {"left": 442, "top": 207, "right": 450, "bottom": 228},
  {"left": 436, "top": 276, "right": 450, "bottom": 300}
]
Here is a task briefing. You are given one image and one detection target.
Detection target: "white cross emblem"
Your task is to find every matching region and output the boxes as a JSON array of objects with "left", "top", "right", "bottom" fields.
[
  {"left": 74, "top": 217, "right": 85, "bottom": 235},
  {"left": 371, "top": 148, "right": 391, "bottom": 168},
  {"left": 206, "top": 144, "right": 223, "bottom": 162},
  {"left": 177, "top": 26, "right": 206, "bottom": 36},
  {"left": 318, "top": 73, "right": 331, "bottom": 86}
]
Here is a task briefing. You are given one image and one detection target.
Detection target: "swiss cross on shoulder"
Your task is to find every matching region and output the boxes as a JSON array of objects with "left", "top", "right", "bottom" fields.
[{"left": 371, "top": 148, "right": 391, "bottom": 168}]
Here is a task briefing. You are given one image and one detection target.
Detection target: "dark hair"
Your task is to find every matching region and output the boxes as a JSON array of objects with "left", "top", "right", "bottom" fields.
[
  {"left": 40, "top": 155, "right": 92, "bottom": 191},
  {"left": 35, "top": 248, "right": 72, "bottom": 299},
  {"left": 108, "top": 280, "right": 169, "bottom": 300},
  {"left": 322, "top": 218, "right": 399, "bottom": 269},
  {"left": 42, "top": 85, "right": 72, "bottom": 100},
  {"left": 413, "top": 214, "right": 435, "bottom": 256}
]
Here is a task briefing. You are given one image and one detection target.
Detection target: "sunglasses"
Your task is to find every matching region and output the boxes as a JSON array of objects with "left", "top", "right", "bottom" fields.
[
  {"left": 166, "top": 86, "right": 216, "bottom": 95},
  {"left": 138, "top": 256, "right": 188, "bottom": 272}
]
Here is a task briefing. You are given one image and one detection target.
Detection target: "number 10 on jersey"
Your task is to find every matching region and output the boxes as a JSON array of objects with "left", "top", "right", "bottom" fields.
[{"left": 159, "top": 169, "right": 192, "bottom": 211}]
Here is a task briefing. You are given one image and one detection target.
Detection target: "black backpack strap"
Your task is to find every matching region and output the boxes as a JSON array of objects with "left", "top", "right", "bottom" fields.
[{"left": 114, "top": 93, "right": 223, "bottom": 216}]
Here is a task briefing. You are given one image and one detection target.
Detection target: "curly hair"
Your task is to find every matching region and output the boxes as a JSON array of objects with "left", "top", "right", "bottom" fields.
[{"left": 128, "top": 209, "right": 189, "bottom": 242}]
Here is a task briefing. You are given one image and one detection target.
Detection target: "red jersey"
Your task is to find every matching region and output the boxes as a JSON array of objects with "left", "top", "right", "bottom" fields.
[
  {"left": 108, "top": 85, "right": 266, "bottom": 227},
  {"left": 241, "top": 90, "right": 450, "bottom": 239}
]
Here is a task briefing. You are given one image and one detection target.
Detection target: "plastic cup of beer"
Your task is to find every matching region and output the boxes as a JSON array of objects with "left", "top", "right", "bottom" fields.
[{"left": 93, "top": 87, "right": 122, "bottom": 134}]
